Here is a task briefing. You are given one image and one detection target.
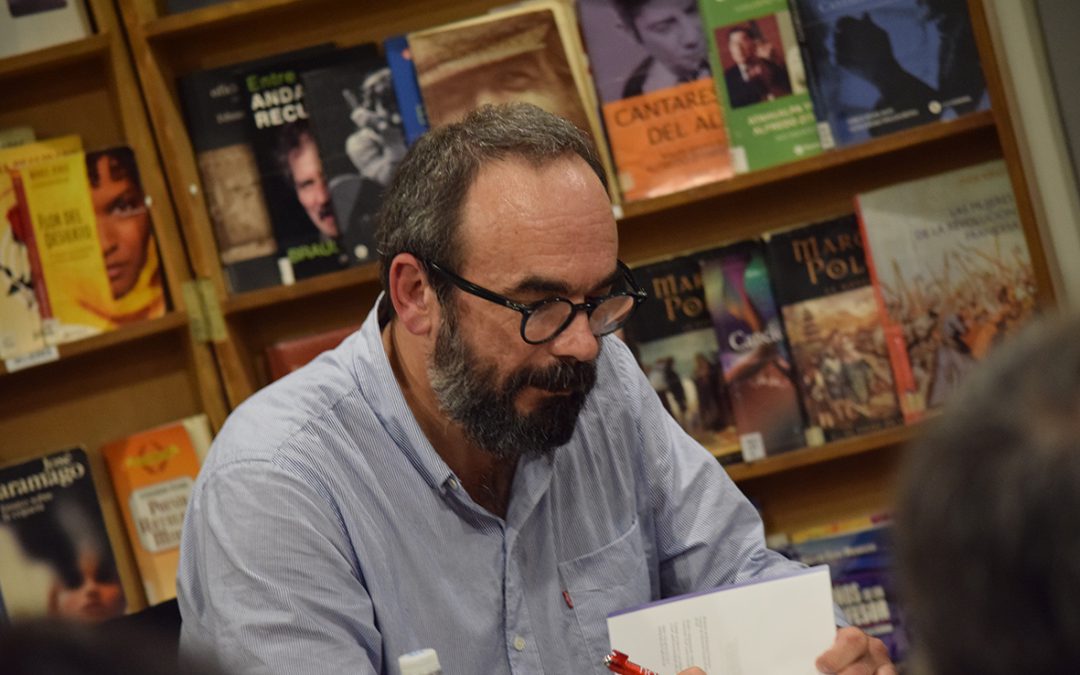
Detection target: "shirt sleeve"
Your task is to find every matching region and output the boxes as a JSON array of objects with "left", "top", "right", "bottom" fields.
[{"left": 178, "top": 457, "right": 382, "bottom": 675}]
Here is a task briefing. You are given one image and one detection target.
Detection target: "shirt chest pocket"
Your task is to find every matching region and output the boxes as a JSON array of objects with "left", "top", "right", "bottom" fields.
[{"left": 558, "top": 517, "right": 651, "bottom": 671}]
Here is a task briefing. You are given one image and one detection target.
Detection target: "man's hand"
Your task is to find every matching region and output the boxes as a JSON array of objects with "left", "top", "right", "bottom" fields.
[{"left": 815, "top": 626, "right": 896, "bottom": 674}]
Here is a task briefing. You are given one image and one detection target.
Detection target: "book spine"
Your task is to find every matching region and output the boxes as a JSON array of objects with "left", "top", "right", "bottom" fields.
[
  {"left": 384, "top": 35, "right": 430, "bottom": 146},
  {"left": 785, "top": 0, "right": 834, "bottom": 149},
  {"left": 9, "top": 170, "right": 52, "bottom": 323}
]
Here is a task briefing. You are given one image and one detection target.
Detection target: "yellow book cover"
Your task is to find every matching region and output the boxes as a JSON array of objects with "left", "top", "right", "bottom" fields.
[
  {"left": 0, "top": 135, "right": 82, "bottom": 359},
  {"left": 101, "top": 415, "right": 210, "bottom": 605},
  {"left": 20, "top": 150, "right": 114, "bottom": 344}
]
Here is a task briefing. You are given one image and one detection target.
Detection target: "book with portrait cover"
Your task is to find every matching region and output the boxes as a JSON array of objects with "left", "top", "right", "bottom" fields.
[
  {"left": 789, "top": 0, "right": 988, "bottom": 149},
  {"left": 407, "top": 2, "right": 621, "bottom": 201},
  {"left": 265, "top": 324, "right": 358, "bottom": 382},
  {"left": 0, "top": 134, "right": 81, "bottom": 361},
  {"left": 177, "top": 45, "right": 333, "bottom": 293},
  {"left": 786, "top": 519, "right": 908, "bottom": 664},
  {"left": 623, "top": 255, "right": 740, "bottom": 463},
  {"left": 700, "top": 239, "right": 805, "bottom": 460},
  {"left": 0, "top": 0, "right": 91, "bottom": 59},
  {"left": 855, "top": 160, "right": 1036, "bottom": 424},
  {"left": 765, "top": 215, "right": 902, "bottom": 443},
  {"left": 383, "top": 34, "right": 430, "bottom": 146},
  {"left": 240, "top": 49, "right": 363, "bottom": 285},
  {"left": 0, "top": 447, "right": 127, "bottom": 623},
  {"left": 576, "top": 0, "right": 733, "bottom": 203},
  {"left": 101, "top": 415, "right": 211, "bottom": 606},
  {"left": 302, "top": 45, "right": 406, "bottom": 266},
  {"left": 699, "top": 0, "right": 822, "bottom": 172}
]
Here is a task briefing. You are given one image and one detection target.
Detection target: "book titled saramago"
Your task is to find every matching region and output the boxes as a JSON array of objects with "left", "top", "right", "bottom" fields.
[
  {"left": 699, "top": 0, "right": 821, "bottom": 172},
  {"left": 700, "top": 240, "right": 806, "bottom": 460},
  {"left": 766, "top": 215, "right": 902, "bottom": 444},
  {"left": 101, "top": 415, "right": 211, "bottom": 605},
  {"left": 790, "top": 0, "right": 988, "bottom": 149},
  {"left": 0, "top": 448, "right": 126, "bottom": 623},
  {"left": 623, "top": 255, "right": 740, "bottom": 464},
  {"left": 576, "top": 0, "right": 732, "bottom": 202},
  {"left": 855, "top": 160, "right": 1036, "bottom": 423}
]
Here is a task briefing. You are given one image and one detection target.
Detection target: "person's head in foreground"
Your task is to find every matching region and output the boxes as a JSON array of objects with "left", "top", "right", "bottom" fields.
[
  {"left": 896, "top": 313, "right": 1080, "bottom": 675},
  {"left": 377, "top": 102, "right": 646, "bottom": 460}
]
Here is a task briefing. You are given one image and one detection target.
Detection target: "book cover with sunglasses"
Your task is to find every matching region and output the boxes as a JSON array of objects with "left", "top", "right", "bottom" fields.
[
  {"left": 622, "top": 254, "right": 740, "bottom": 464},
  {"left": 699, "top": 239, "right": 805, "bottom": 461}
]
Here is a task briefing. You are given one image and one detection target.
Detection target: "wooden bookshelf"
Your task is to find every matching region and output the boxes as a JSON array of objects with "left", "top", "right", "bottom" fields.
[{"left": 111, "top": 0, "right": 1055, "bottom": 537}]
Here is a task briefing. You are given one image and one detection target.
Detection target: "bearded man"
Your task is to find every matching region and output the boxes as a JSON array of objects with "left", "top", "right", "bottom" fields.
[{"left": 178, "top": 103, "right": 893, "bottom": 675}]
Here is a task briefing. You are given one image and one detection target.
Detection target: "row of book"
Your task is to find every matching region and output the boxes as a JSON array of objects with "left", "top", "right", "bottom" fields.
[
  {"left": 622, "top": 158, "right": 1035, "bottom": 463},
  {"left": 0, "top": 416, "right": 210, "bottom": 624},
  {"left": 0, "top": 133, "right": 168, "bottom": 364},
  {"left": 173, "top": 0, "right": 989, "bottom": 294}
]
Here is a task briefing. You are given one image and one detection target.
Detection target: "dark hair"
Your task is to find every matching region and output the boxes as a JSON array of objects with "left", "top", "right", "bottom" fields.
[
  {"left": 895, "top": 313, "right": 1080, "bottom": 675},
  {"left": 274, "top": 121, "right": 315, "bottom": 185},
  {"left": 86, "top": 147, "right": 141, "bottom": 189},
  {"left": 375, "top": 102, "right": 606, "bottom": 315},
  {"left": 727, "top": 22, "right": 758, "bottom": 42},
  {"left": 611, "top": 0, "right": 655, "bottom": 39}
]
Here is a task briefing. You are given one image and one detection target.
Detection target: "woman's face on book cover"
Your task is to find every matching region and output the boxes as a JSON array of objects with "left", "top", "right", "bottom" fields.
[
  {"left": 91, "top": 154, "right": 152, "bottom": 300},
  {"left": 48, "top": 548, "right": 126, "bottom": 622}
]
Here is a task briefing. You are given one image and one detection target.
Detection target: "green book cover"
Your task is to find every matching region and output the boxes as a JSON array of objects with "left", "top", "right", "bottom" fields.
[{"left": 698, "top": 0, "right": 822, "bottom": 171}]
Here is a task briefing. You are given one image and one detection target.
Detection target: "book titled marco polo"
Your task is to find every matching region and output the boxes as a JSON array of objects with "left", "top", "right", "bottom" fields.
[{"left": 0, "top": 448, "right": 126, "bottom": 623}]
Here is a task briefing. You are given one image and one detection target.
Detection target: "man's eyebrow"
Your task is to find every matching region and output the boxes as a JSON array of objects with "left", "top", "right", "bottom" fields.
[{"left": 506, "top": 266, "right": 622, "bottom": 297}]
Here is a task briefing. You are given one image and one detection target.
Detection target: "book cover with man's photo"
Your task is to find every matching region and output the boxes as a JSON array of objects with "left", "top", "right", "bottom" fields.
[
  {"left": 855, "top": 160, "right": 1036, "bottom": 424},
  {"left": 699, "top": 0, "right": 822, "bottom": 172},
  {"left": 700, "top": 240, "right": 806, "bottom": 460},
  {"left": 0, "top": 134, "right": 81, "bottom": 361},
  {"left": 765, "top": 215, "right": 902, "bottom": 444},
  {"left": 576, "top": 0, "right": 733, "bottom": 202},
  {"left": 789, "top": 0, "right": 989, "bottom": 149},
  {"left": 101, "top": 415, "right": 211, "bottom": 606},
  {"left": 407, "top": 2, "right": 621, "bottom": 201},
  {"left": 0, "top": 447, "right": 126, "bottom": 623},
  {"left": 239, "top": 49, "right": 355, "bottom": 285},
  {"left": 0, "top": 0, "right": 91, "bottom": 58},
  {"left": 302, "top": 45, "right": 407, "bottom": 266},
  {"left": 177, "top": 45, "right": 334, "bottom": 293},
  {"left": 623, "top": 255, "right": 740, "bottom": 464}
]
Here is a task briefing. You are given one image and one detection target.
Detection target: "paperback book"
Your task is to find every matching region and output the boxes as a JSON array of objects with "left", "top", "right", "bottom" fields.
[
  {"left": 0, "top": 447, "right": 126, "bottom": 623},
  {"left": 623, "top": 255, "right": 740, "bottom": 463},
  {"left": 766, "top": 215, "right": 902, "bottom": 443},
  {"left": 0, "top": 135, "right": 81, "bottom": 360},
  {"left": 790, "top": 0, "right": 989, "bottom": 148},
  {"left": 699, "top": 0, "right": 821, "bottom": 172},
  {"left": 855, "top": 160, "right": 1036, "bottom": 423},
  {"left": 302, "top": 45, "right": 407, "bottom": 265},
  {"left": 101, "top": 415, "right": 211, "bottom": 605},
  {"left": 383, "top": 35, "right": 430, "bottom": 146},
  {"left": 0, "top": 0, "right": 91, "bottom": 58},
  {"left": 265, "top": 324, "right": 357, "bottom": 381},
  {"left": 700, "top": 239, "right": 805, "bottom": 460},
  {"left": 576, "top": 0, "right": 733, "bottom": 202}
]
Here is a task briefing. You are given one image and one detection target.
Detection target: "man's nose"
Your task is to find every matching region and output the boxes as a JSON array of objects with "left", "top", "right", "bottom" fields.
[{"left": 547, "top": 310, "right": 600, "bottom": 362}]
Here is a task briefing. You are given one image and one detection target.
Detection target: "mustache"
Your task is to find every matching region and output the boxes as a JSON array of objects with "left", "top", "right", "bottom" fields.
[{"left": 504, "top": 358, "right": 597, "bottom": 395}]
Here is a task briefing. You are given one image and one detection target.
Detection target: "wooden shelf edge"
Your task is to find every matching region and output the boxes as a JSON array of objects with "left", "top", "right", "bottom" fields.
[
  {"left": 0, "top": 312, "right": 189, "bottom": 377},
  {"left": 724, "top": 424, "right": 917, "bottom": 483},
  {"left": 620, "top": 110, "right": 997, "bottom": 220},
  {"left": 143, "top": 0, "right": 306, "bottom": 39},
  {"left": 223, "top": 263, "right": 381, "bottom": 314},
  {"left": 0, "top": 33, "right": 111, "bottom": 80}
]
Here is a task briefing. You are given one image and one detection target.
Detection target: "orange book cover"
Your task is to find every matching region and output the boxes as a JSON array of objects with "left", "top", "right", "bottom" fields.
[{"left": 101, "top": 416, "right": 210, "bottom": 605}]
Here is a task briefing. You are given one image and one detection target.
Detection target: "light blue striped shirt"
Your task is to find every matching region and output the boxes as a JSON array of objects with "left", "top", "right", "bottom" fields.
[{"left": 178, "top": 298, "right": 806, "bottom": 674}]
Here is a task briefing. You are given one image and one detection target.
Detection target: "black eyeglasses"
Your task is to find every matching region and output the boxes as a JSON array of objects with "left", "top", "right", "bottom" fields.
[{"left": 422, "top": 258, "right": 648, "bottom": 344}]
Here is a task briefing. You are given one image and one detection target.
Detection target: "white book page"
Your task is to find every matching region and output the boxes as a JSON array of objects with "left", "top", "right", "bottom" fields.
[{"left": 607, "top": 566, "right": 835, "bottom": 675}]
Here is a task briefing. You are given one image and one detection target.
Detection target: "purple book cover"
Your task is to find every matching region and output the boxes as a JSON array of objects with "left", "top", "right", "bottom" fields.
[{"left": 700, "top": 239, "right": 805, "bottom": 459}]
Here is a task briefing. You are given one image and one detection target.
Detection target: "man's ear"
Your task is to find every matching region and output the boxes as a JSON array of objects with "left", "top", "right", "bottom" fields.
[{"left": 388, "top": 253, "right": 437, "bottom": 336}]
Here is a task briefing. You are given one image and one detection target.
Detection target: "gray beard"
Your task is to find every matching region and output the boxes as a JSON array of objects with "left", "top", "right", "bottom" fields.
[{"left": 429, "top": 307, "right": 598, "bottom": 460}]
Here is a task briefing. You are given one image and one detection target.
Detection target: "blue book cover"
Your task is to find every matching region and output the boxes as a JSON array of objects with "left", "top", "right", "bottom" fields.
[
  {"left": 383, "top": 35, "right": 429, "bottom": 146},
  {"left": 789, "top": 0, "right": 988, "bottom": 148},
  {"left": 788, "top": 524, "right": 908, "bottom": 664}
]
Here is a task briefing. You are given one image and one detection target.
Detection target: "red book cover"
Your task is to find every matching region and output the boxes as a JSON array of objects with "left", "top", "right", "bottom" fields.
[{"left": 265, "top": 325, "right": 357, "bottom": 381}]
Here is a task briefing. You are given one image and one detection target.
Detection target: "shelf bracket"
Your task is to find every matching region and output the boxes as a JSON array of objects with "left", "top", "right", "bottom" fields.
[{"left": 181, "top": 278, "right": 227, "bottom": 344}]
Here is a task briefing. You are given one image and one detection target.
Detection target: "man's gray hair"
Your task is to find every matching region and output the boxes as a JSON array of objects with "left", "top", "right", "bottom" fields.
[{"left": 375, "top": 102, "right": 607, "bottom": 313}]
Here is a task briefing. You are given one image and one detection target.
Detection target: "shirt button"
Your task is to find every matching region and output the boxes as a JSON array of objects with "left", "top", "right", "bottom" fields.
[
  {"left": 513, "top": 635, "right": 526, "bottom": 651},
  {"left": 447, "top": 478, "right": 459, "bottom": 490}
]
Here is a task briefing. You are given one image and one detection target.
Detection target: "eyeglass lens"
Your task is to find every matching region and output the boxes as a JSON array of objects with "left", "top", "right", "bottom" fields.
[{"left": 522, "top": 295, "right": 637, "bottom": 343}]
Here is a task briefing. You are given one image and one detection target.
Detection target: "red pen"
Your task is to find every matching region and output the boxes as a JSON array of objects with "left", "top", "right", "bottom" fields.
[{"left": 604, "top": 649, "right": 660, "bottom": 675}]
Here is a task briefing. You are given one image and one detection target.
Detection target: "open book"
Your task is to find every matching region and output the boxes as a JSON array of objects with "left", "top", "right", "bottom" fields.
[{"left": 607, "top": 566, "right": 835, "bottom": 674}]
